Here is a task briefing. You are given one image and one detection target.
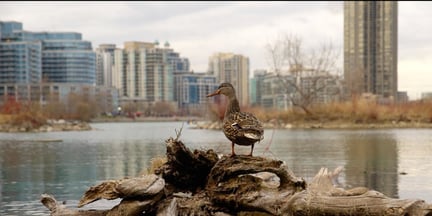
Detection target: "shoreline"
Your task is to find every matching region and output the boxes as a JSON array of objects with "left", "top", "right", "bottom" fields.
[
  {"left": 91, "top": 117, "right": 432, "bottom": 130},
  {"left": 183, "top": 120, "right": 432, "bottom": 130},
  {"left": 90, "top": 116, "right": 203, "bottom": 123},
  {"left": 2, "top": 117, "right": 431, "bottom": 133},
  {"left": 0, "top": 119, "right": 92, "bottom": 133}
]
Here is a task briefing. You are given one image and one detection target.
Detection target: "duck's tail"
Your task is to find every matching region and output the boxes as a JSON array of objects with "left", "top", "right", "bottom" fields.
[
  {"left": 243, "top": 128, "right": 264, "bottom": 141},
  {"left": 231, "top": 123, "right": 264, "bottom": 141}
]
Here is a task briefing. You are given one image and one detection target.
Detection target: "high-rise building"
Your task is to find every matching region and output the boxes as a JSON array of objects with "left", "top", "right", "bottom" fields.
[
  {"left": 0, "top": 21, "right": 42, "bottom": 85},
  {"left": 251, "top": 68, "right": 342, "bottom": 110},
  {"left": 164, "top": 41, "right": 190, "bottom": 74},
  {"left": 252, "top": 71, "right": 295, "bottom": 110},
  {"left": 344, "top": 1, "right": 398, "bottom": 99},
  {"left": 41, "top": 33, "right": 96, "bottom": 84},
  {"left": 96, "top": 44, "right": 116, "bottom": 87},
  {"left": 208, "top": 52, "right": 250, "bottom": 106},
  {"left": 113, "top": 41, "right": 186, "bottom": 107},
  {"left": 250, "top": 69, "right": 266, "bottom": 107},
  {"left": 0, "top": 21, "right": 96, "bottom": 85},
  {"left": 0, "top": 21, "right": 117, "bottom": 110},
  {"left": 174, "top": 71, "right": 217, "bottom": 114},
  {"left": 113, "top": 41, "right": 156, "bottom": 102}
]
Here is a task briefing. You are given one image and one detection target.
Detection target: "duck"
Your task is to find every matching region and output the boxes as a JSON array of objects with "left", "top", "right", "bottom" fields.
[{"left": 207, "top": 82, "right": 264, "bottom": 157}]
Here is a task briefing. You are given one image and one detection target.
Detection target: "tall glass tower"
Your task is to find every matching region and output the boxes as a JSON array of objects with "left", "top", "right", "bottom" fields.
[
  {"left": 41, "top": 34, "right": 95, "bottom": 84},
  {"left": 0, "top": 21, "right": 42, "bottom": 84},
  {"left": 0, "top": 21, "right": 96, "bottom": 85},
  {"left": 344, "top": 2, "right": 398, "bottom": 99}
]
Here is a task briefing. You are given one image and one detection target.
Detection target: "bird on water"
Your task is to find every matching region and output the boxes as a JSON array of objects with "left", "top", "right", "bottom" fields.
[{"left": 207, "top": 82, "right": 264, "bottom": 157}]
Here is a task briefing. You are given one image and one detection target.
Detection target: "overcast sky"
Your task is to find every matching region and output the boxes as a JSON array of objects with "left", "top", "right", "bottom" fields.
[{"left": 1, "top": 1, "right": 431, "bottom": 99}]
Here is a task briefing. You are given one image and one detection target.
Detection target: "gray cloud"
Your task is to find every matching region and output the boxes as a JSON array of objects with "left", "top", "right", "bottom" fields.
[{"left": 1, "top": 1, "right": 431, "bottom": 99}]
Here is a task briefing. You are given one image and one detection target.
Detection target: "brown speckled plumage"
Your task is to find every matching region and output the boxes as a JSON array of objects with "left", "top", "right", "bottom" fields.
[{"left": 207, "top": 83, "right": 264, "bottom": 156}]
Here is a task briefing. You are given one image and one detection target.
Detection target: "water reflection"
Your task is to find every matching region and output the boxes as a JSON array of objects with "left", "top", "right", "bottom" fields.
[
  {"left": 1, "top": 123, "right": 431, "bottom": 215},
  {"left": 265, "top": 129, "right": 348, "bottom": 182},
  {"left": 97, "top": 139, "right": 165, "bottom": 179},
  {"left": 343, "top": 131, "right": 398, "bottom": 198},
  {"left": 262, "top": 129, "right": 400, "bottom": 199}
]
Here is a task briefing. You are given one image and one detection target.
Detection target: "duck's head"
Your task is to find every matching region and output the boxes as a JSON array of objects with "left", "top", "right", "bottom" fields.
[{"left": 206, "top": 82, "right": 235, "bottom": 98}]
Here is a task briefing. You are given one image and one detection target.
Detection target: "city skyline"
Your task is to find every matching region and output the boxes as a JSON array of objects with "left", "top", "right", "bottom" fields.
[
  {"left": 344, "top": 1, "right": 398, "bottom": 99},
  {"left": 1, "top": 1, "right": 432, "bottom": 99}
]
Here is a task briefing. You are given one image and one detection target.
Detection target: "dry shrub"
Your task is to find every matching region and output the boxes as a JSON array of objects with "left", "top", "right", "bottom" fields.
[
  {"left": 402, "top": 100, "right": 432, "bottom": 122},
  {"left": 42, "top": 102, "right": 67, "bottom": 119},
  {"left": 140, "top": 155, "right": 167, "bottom": 175},
  {"left": 11, "top": 111, "right": 47, "bottom": 128},
  {"left": 0, "top": 114, "right": 12, "bottom": 124},
  {"left": 242, "top": 106, "right": 277, "bottom": 122},
  {"left": 206, "top": 98, "right": 432, "bottom": 125},
  {"left": 9, "top": 103, "right": 46, "bottom": 128},
  {"left": 311, "top": 102, "right": 351, "bottom": 121},
  {"left": 74, "top": 102, "right": 93, "bottom": 122},
  {"left": 277, "top": 109, "right": 298, "bottom": 122}
]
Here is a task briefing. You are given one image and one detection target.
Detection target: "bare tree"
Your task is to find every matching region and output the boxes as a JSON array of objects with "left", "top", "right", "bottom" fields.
[
  {"left": 265, "top": 33, "right": 341, "bottom": 115},
  {"left": 122, "top": 101, "right": 138, "bottom": 115},
  {"left": 43, "top": 101, "right": 67, "bottom": 119},
  {"left": 152, "top": 101, "right": 177, "bottom": 117},
  {"left": 341, "top": 66, "right": 366, "bottom": 114},
  {"left": 66, "top": 91, "right": 99, "bottom": 121}
]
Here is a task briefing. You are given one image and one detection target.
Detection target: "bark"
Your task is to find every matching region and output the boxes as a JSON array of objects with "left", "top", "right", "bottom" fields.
[
  {"left": 154, "top": 138, "right": 219, "bottom": 192},
  {"left": 41, "top": 138, "right": 432, "bottom": 216}
]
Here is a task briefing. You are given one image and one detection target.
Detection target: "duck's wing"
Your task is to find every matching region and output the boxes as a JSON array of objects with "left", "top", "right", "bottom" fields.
[
  {"left": 227, "top": 112, "right": 264, "bottom": 140},
  {"left": 234, "top": 112, "right": 263, "bottom": 129}
]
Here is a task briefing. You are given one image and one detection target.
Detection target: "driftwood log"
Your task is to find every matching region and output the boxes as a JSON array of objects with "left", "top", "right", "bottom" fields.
[{"left": 41, "top": 137, "right": 432, "bottom": 215}]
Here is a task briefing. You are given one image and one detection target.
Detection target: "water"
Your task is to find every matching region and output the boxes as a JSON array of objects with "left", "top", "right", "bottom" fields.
[{"left": 1, "top": 122, "right": 432, "bottom": 215}]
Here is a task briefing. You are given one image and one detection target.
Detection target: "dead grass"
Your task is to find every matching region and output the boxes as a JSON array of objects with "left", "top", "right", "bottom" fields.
[
  {"left": 244, "top": 99, "right": 432, "bottom": 125},
  {"left": 0, "top": 114, "right": 12, "bottom": 124},
  {"left": 139, "top": 155, "right": 168, "bottom": 176},
  {"left": 10, "top": 111, "right": 47, "bottom": 128}
]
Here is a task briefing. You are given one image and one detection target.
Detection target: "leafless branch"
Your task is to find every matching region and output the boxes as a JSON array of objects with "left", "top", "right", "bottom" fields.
[{"left": 265, "top": 33, "right": 341, "bottom": 115}]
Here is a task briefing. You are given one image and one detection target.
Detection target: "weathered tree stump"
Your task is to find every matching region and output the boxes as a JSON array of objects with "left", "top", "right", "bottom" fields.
[
  {"left": 41, "top": 137, "right": 432, "bottom": 215},
  {"left": 155, "top": 137, "right": 219, "bottom": 192}
]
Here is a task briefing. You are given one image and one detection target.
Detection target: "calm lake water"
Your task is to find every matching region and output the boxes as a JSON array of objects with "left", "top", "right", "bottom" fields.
[{"left": 1, "top": 121, "right": 432, "bottom": 215}]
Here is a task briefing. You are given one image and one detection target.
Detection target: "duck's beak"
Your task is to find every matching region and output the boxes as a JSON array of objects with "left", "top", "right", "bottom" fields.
[{"left": 207, "top": 90, "right": 220, "bottom": 97}]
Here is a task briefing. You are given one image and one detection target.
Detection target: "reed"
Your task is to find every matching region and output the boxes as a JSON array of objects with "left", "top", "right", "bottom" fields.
[{"left": 244, "top": 99, "right": 432, "bottom": 124}]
